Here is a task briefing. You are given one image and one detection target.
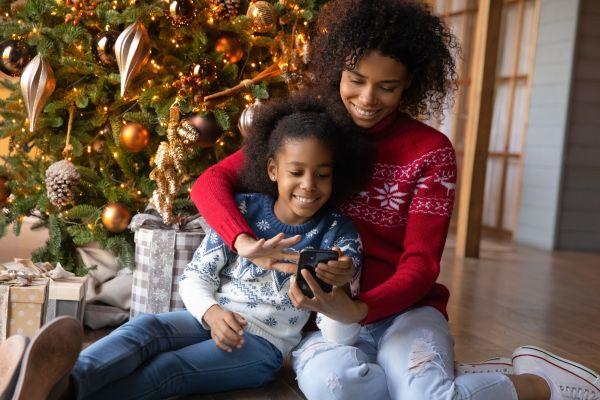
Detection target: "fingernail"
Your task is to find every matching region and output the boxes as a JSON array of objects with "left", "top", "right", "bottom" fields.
[
  {"left": 238, "top": 330, "right": 244, "bottom": 335},
  {"left": 227, "top": 349, "right": 232, "bottom": 353}
]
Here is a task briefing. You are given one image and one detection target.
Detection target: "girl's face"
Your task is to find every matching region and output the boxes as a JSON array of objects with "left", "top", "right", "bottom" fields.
[
  {"left": 339, "top": 50, "right": 410, "bottom": 129},
  {"left": 268, "top": 137, "right": 333, "bottom": 225}
]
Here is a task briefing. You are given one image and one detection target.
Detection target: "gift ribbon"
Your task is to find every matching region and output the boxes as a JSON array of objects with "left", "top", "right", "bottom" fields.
[
  {"left": 0, "top": 261, "right": 75, "bottom": 287},
  {"left": 129, "top": 207, "right": 209, "bottom": 233}
]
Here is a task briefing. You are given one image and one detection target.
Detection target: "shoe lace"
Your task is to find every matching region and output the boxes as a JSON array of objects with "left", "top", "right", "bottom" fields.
[{"left": 559, "top": 384, "right": 599, "bottom": 400}]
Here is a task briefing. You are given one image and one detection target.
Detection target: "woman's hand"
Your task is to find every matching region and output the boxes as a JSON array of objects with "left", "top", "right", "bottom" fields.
[
  {"left": 203, "top": 305, "right": 248, "bottom": 352},
  {"left": 234, "top": 233, "right": 301, "bottom": 274},
  {"left": 289, "top": 270, "right": 368, "bottom": 324},
  {"left": 315, "top": 247, "right": 355, "bottom": 287}
]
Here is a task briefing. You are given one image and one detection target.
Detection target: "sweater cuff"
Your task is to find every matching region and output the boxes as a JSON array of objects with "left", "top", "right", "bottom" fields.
[
  {"left": 219, "top": 216, "right": 256, "bottom": 251},
  {"left": 357, "top": 292, "right": 382, "bottom": 325}
]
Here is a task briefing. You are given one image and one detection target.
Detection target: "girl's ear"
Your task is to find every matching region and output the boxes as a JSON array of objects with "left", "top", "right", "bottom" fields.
[{"left": 267, "top": 158, "right": 277, "bottom": 181}]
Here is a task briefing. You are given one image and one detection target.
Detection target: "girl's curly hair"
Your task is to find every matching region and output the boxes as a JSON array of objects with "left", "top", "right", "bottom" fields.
[
  {"left": 238, "top": 92, "right": 374, "bottom": 207},
  {"left": 309, "top": 0, "right": 459, "bottom": 119}
]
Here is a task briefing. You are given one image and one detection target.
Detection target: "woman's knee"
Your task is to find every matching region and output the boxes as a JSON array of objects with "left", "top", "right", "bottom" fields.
[
  {"left": 379, "top": 332, "right": 455, "bottom": 400},
  {"left": 295, "top": 345, "right": 389, "bottom": 400}
]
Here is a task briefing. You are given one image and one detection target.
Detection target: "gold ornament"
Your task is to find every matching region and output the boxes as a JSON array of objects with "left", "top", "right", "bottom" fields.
[
  {"left": 115, "top": 22, "right": 150, "bottom": 97},
  {"left": 0, "top": 40, "right": 35, "bottom": 78},
  {"left": 0, "top": 176, "right": 11, "bottom": 203},
  {"left": 246, "top": 1, "right": 276, "bottom": 33},
  {"left": 20, "top": 54, "right": 56, "bottom": 132},
  {"left": 92, "top": 31, "right": 117, "bottom": 67},
  {"left": 166, "top": 0, "right": 196, "bottom": 26},
  {"left": 120, "top": 122, "right": 150, "bottom": 152},
  {"left": 238, "top": 99, "right": 264, "bottom": 137},
  {"left": 215, "top": 36, "right": 244, "bottom": 64},
  {"left": 101, "top": 203, "right": 132, "bottom": 233}
]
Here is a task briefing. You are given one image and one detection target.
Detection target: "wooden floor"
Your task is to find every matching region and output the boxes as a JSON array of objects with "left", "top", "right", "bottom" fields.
[{"left": 2, "top": 222, "right": 600, "bottom": 399}]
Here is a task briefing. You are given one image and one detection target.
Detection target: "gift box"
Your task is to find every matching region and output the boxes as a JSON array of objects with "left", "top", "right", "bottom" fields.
[
  {"left": 45, "top": 276, "right": 88, "bottom": 325},
  {"left": 129, "top": 211, "right": 207, "bottom": 318},
  {"left": 0, "top": 279, "right": 49, "bottom": 340}
]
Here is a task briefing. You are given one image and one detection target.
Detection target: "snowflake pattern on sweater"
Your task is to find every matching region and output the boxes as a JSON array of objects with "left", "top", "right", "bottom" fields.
[
  {"left": 179, "top": 193, "right": 363, "bottom": 356},
  {"left": 341, "top": 147, "right": 456, "bottom": 228}
]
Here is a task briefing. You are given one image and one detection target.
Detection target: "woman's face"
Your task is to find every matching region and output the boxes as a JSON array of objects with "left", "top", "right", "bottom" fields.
[
  {"left": 268, "top": 137, "right": 333, "bottom": 226},
  {"left": 339, "top": 51, "right": 410, "bottom": 129}
]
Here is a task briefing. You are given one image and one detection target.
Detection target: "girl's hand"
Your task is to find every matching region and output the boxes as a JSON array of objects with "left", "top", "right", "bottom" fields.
[
  {"left": 288, "top": 271, "right": 368, "bottom": 324},
  {"left": 203, "top": 305, "right": 248, "bottom": 352},
  {"left": 234, "top": 233, "right": 301, "bottom": 274},
  {"left": 315, "top": 247, "right": 355, "bottom": 287}
]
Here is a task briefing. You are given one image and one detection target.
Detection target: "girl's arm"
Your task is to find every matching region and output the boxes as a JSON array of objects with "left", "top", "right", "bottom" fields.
[
  {"left": 190, "top": 149, "right": 254, "bottom": 250},
  {"left": 178, "top": 228, "right": 233, "bottom": 328}
]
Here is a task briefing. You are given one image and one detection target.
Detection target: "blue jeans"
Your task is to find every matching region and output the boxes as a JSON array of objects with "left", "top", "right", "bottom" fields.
[
  {"left": 292, "top": 306, "right": 518, "bottom": 400},
  {"left": 72, "top": 311, "right": 282, "bottom": 400}
]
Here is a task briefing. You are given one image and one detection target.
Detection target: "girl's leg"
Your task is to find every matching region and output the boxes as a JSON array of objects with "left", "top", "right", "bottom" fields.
[
  {"left": 291, "top": 330, "right": 391, "bottom": 400},
  {"left": 82, "top": 332, "right": 283, "bottom": 400},
  {"left": 72, "top": 311, "right": 209, "bottom": 399},
  {"left": 375, "top": 306, "right": 517, "bottom": 400}
]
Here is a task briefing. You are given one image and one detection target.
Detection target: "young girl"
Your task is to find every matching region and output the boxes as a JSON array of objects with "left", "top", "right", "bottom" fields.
[
  {"left": 191, "top": 1, "right": 600, "bottom": 400},
  {"left": 3, "top": 94, "right": 378, "bottom": 400}
]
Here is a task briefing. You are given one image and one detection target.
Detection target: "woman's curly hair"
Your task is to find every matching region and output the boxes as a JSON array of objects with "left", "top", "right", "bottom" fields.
[
  {"left": 238, "top": 92, "right": 374, "bottom": 207},
  {"left": 309, "top": 0, "right": 459, "bottom": 119}
]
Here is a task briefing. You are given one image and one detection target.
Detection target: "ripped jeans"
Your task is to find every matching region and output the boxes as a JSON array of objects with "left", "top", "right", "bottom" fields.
[{"left": 292, "top": 306, "right": 518, "bottom": 400}]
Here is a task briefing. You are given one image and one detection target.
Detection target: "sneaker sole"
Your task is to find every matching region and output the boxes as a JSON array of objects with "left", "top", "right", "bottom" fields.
[
  {"left": 456, "top": 357, "right": 513, "bottom": 374},
  {"left": 513, "top": 345, "right": 600, "bottom": 391},
  {"left": 12, "top": 317, "right": 83, "bottom": 400}
]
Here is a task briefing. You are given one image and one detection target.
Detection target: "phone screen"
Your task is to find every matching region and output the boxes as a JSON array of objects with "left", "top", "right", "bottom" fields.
[{"left": 296, "top": 249, "right": 338, "bottom": 298}]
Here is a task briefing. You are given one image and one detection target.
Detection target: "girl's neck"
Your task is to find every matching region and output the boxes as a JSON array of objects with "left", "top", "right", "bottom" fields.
[{"left": 272, "top": 198, "right": 312, "bottom": 226}]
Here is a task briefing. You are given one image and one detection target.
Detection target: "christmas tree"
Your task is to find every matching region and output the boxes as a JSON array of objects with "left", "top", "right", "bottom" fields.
[{"left": 0, "top": 0, "right": 320, "bottom": 274}]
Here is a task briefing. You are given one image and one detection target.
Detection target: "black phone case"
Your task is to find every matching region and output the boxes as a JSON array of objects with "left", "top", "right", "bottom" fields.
[{"left": 296, "top": 249, "right": 338, "bottom": 298}]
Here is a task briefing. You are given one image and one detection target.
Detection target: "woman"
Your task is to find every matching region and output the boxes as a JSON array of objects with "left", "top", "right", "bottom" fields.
[{"left": 192, "top": 2, "right": 599, "bottom": 399}]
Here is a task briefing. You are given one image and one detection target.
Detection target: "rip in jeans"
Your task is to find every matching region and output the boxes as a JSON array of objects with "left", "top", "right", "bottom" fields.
[{"left": 407, "top": 330, "right": 445, "bottom": 377}]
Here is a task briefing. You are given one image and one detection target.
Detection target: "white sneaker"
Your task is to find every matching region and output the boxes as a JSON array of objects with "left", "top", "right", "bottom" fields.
[
  {"left": 513, "top": 345, "right": 600, "bottom": 400},
  {"left": 455, "top": 357, "right": 513, "bottom": 375}
]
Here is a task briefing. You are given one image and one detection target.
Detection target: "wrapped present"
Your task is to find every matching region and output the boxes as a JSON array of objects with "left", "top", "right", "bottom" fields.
[
  {"left": 45, "top": 276, "right": 88, "bottom": 324},
  {"left": 129, "top": 209, "right": 207, "bottom": 318},
  {"left": 0, "top": 278, "right": 49, "bottom": 340}
]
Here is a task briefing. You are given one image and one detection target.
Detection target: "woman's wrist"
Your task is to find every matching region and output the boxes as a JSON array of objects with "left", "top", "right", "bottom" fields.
[
  {"left": 233, "top": 233, "right": 255, "bottom": 253},
  {"left": 352, "top": 299, "right": 368, "bottom": 323}
]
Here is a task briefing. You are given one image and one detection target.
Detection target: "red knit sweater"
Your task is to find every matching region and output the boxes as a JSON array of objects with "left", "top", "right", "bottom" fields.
[{"left": 191, "top": 111, "right": 456, "bottom": 324}]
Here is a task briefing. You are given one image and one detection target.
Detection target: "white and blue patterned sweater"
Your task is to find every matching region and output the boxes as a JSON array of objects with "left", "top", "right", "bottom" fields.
[{"left": 179, "top": 193, "right": 363, "bottom": 356}]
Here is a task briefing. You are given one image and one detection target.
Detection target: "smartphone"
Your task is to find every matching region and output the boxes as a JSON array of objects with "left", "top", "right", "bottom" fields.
[{"left": 296, "top": 249, "right": 338, "bottom": 298}]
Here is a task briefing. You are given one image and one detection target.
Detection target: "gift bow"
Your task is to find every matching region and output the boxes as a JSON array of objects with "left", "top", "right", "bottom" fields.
[
  {"left": 129, "top": 208, "right": 208, "bottom": 233},
  {"left": 0, "top": 260, "right": 74, "bottom": 287}
]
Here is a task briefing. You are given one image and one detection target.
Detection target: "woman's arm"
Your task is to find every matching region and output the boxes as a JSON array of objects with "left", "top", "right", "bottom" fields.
[
  {"left": 291, "top": 143, "right": 456, "bottom": 325},
  {"left": 190, "top": 149, "right": 254, "bottom": 250},
  {"left": 358, "top": 144, "right": 456, "bottom": 324}
]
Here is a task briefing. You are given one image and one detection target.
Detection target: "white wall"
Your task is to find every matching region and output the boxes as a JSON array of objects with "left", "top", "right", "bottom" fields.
[{"left": 516, "top": 0, "right": 581, "bottom": 249}]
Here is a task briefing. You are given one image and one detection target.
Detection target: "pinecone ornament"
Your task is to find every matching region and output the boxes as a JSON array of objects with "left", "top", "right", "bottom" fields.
[
  {"left": 208, "top": 0, "right": 240, "bottom": 20},
  {"left": 45, "top": 160, "right": 81, "bottom": 207}
]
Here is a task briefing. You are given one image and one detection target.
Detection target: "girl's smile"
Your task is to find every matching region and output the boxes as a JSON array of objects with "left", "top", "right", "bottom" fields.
[{"left": 268, "top": 137, "right": 334, "bottom": 225}]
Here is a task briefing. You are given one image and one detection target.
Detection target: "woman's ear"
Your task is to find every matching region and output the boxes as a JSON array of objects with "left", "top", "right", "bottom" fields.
[{"left": 267, "top": 158, "right": 277, "bottom": 181}]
